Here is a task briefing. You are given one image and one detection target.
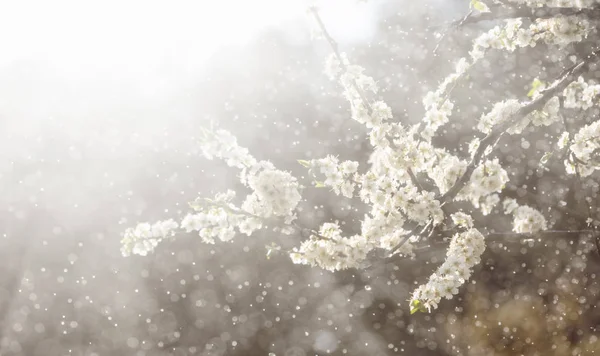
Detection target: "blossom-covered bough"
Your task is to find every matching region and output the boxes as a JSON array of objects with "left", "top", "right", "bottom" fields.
[{"left": 121, "top": 0, "right": 600, "bottom": 314}]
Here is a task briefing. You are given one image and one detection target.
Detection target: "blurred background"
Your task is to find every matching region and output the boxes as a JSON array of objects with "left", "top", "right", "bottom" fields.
[{"left": 1, "top": 0, "right": 600, "bottom": 355}]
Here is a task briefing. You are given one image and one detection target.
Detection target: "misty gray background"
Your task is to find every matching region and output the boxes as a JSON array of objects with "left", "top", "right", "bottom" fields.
[{"left": 2, "top": 1, "right": 600, "bottom": 355}]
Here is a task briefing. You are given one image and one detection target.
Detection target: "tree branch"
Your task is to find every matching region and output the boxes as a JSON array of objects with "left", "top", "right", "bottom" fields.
[
  {"left": 456, "top": 5, "right": 600, "bottom": 26},
  {"left": 309, "top": 6, "right": 424, "bottom": 191},
  {"left": 439, "top": 49, "right": 600, "bottom": 204},
  {"left": 308, "top": 6, "right": 373, "bottom": 111},
  {"left": 432, "top": 4, "right": 599, "bottom": 55}
]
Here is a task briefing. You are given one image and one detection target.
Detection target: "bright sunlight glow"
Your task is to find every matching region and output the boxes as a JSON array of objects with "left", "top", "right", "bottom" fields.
[{"left": 0, "top": 0, "right": 376, "bottom": 72}]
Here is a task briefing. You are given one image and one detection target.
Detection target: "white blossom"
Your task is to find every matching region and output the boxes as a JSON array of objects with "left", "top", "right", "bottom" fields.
[
  {"left": 451, "top": 212, "right": 474, "bottom": 229},
  {"left": 477, "top": 99, "right": 521, "bottom": 134},
  {"left": 506, "top": 0, "right": 599, "bottom": 7},
  {"left": 306, "top": 155, "right": 359, "bottom": 198},
  {"left": 503, "top": 199, "right": 548, "bottom": 233},
  {"left": 563, "top": 76, "right": 600, "bottom": 110},
  {"left": 290, "top": 222, "right": 375, "bottom": 271},
  {"left": 503, "top": 198, "right": 519, "bottom": 215},
  {"left": 566, "top": 120, "right": 600, "bottom": 176},
  {"left": 121, "top": 219, "right": 179, "bottom": 257},
  {"left": 245, "top": 169, "right": 302, "bottom": 217},
  {"left": 557, "top": 131, "right": 570, "bottom": 149},
  {"left": 410, "top": 228, "right": 485, "bottom": 312},
  {"left": 456, "top": 159, "right": 509, "bottom": 211}
]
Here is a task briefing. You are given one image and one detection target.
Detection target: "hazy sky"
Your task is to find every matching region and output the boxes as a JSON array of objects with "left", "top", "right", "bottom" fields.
[
  {"left": 0, "top": 1, "right": 378, "bottom": 71},
  {"left": 0, "top": 1, "right": 380, "bottom": 158}
]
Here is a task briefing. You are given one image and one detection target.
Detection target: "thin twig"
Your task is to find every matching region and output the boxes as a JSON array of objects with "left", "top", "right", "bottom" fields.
[
  {"left": 309, "top": 6, "right": 373, "bottom": 112},
  {"left": 389, "top": 220, "right": 432, "bottom": 255},
  {"left": 432, "top": 9, "right": 474, "bottom": 56}
]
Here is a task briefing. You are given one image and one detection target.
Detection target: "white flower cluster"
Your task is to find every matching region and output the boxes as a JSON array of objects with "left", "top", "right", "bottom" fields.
[
  {"left": 387, "top": 133, "right": 437, "bottom": 174},
  {"left": 480, "top": 194, "right": 501, "bottom": 216},
  {"left": 326, "top": 53, "right": 378, "bottom": 102},
  {"left": 506, "top": 0, "right": 600, "bottom": 8},
  {"left": 428, "top": 153, "right": 467, "bottom": 194},
  {"left": 566, "top": 120, "right": 600, "bottom": 176},
  {"left": 305, "top": 155, "right": 359, "bottom": 198},
  {"left": 563, "top": 76, "right": 600, "bottom": 110},
  {"left": 533, "top": 16, "right": 592, "bottom": 47},
  {"left": 470, "top": 19, "right": 528, "bottom": 60},
  {"left": 182, "top": 191, "right": 232, "bottom": 243},
  {"left": 559, "top": 79, "right": 600, "bottom": 176},
  {"left": 523, "top": 96, "right": 561, "bottom": 128},
  {"left": 503, "top": 198, "right": 548, "bottom": 233},
  {"left": 199, "top": 128, "right": 302, "bottom": 224},
  {"left": 325, "top": 53, "right": 376, "bottom": 101},
  {"left": 477, "top": 99, "right": 522, "bottom": 134},
  {"left": 456, "top": 159, "right": 509, "bottom": 215},
  {"left": 120, "top": 219, "right": 179, "bottom": 257},
  {"left": 451, "top": 212, "right": 474, "bottom": 229},
  {"left": 398, "top": 188, "right": 445, "bottom": 226},
  {"left": 183, "top": 190, "right": 265, "bottom": 244},
  {"left": 350, "top": 100, "right": 395, "bottom": 134},
  {"left": 478, "top": 96, "right": 561, "bottom": 135},
  {"left": 293, "top": 174, "right": 444, "bottom": 271},
  {"left": 122, "top": 127, "right": 303, "bottom": 255},
  {"left": 181, "top": 208, "right": 236, "bottom": 244},
  {"left": 557, "top": 131, "right": 570, "bottom": 149},
  {"left": 199, "top": 129, "right": 256, "bottom": 169},
  {"left": 410, "top": 227, "right": 485, "bottom": 312},
  {"left": 472, "top": 16, "right": 591, "bottom": 57},
  {"left": 421, "top": 74, "right": 458, "bottom": 142},
  {"left": 290, "top": 222, "right": 374, "bottom": 271},
  {"left": 324, "top": 53, "right": 398, "bottom": 149},
  {"left": 243, "top": 168, "right": 302, "bottom": 218}
]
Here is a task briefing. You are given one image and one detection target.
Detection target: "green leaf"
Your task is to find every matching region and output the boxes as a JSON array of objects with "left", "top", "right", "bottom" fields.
[
  {"left": 189, "top": 200, "right": 202, "bottom": 211},
  {"left": 470, "top": 0, "right": 488, "bottom": 12},
  {"left": 410, "top": 300, "right": 426, "bottom": 314},
  {"left": 540, "top": 152, "right": 553, "bottom": 165},
  {"left": 527, "top": 78, "right": 545, "bottom": 97},
  {"left": 314, "top": 181, "right": 326, "bottom": 188},
  {"left": 265, "top": 243, "right": 281, "bottom": 259},
  {"left": 297, "top": 159, "right": 311, "bottom": 168},
  {"left": 198, "top": 127, "right": 212, "bottom": 141}
]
